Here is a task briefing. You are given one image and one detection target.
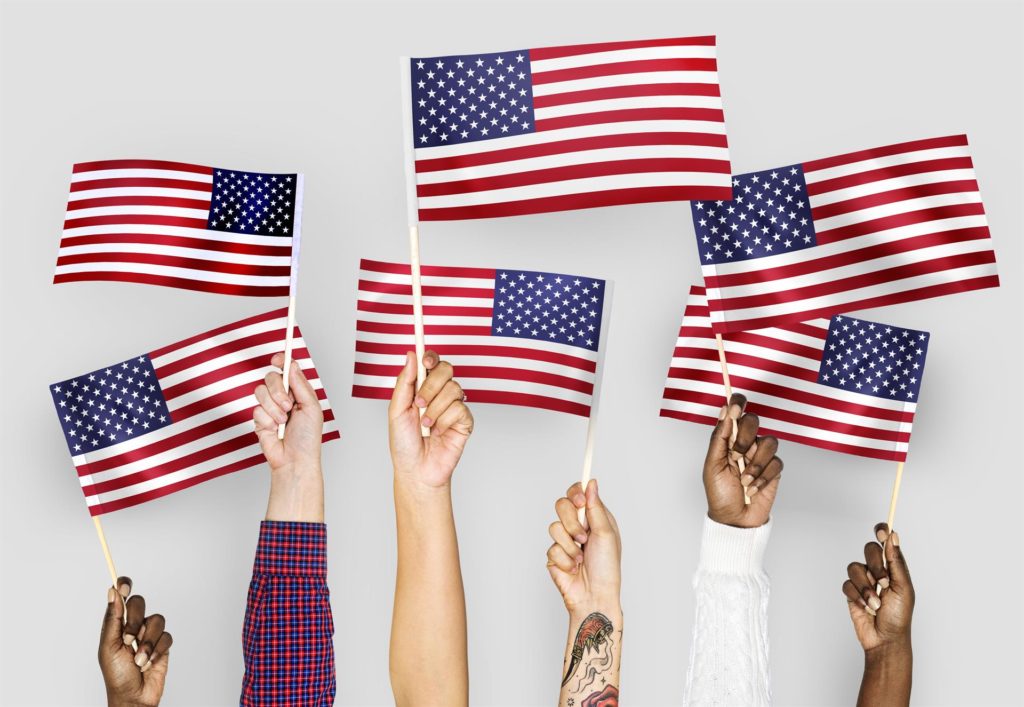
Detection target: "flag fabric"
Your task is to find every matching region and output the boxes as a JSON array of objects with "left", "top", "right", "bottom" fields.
[
  {"left": 692, "top": 134, "right": 998, "bottom": 334},
  {"left": 406, "top": 36, "right": 732, "bottom": 220},
  {"left": 55, "top": 159, "right": 301, "bottom": 297},
  {"left": 661, "top": 286, "right": 929, "bottom": 462},
  {"left": 352, "top": 259, "right": 608, "bottom": 417},
  {"left": 50, "top": 309, "right": 338, "bottom": 515}
]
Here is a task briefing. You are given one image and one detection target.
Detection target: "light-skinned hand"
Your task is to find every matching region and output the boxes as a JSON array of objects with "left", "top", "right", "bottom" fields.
[
  {"left": 98, "top": 577, "right": 172, "bottom": 707},
  {"left": 388, "top": 350, "right": 474, "bottom": 490},
  {"left": 704, "top": 393, "right": 783, "bottom": 528},
  {"left": 546, "top": 479, "right": 622, "bottom": 616}
]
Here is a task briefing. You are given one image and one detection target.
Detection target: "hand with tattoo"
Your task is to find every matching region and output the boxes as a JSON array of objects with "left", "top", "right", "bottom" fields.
[
  {"left": 704, "top": 393, "right": 784, "bottom": 528},
  {"left": 547, "top": 479, "right": 622, "bottom": 707}
]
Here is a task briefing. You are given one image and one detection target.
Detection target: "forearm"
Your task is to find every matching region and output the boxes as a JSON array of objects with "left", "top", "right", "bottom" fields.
[
  {"left": 559, "top": 605, "right": 622, "bottom": 707},
  {"left": 265, "top": 463, "right": 324, "bottom": 522},
  {"left": 858, "top": 640, "right": 912, "bottom": 707},
  {"left": 389, "top": 478, "right": 468, "bottom": 707},
  {"left": 684, "top": 517, "right": 772, "bottom": 707}
]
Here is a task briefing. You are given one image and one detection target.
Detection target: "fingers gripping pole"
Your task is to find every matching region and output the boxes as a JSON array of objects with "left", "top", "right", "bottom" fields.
[
  {"left": 715, "top": 334, "right": 750, "bottom": 505},
  {"left": 886, "top": 462, "right": 905, "bottom": 533},
  {"left": 93, "top": 516, "right": 118, "bottom": 587},
  {"left": 409, "top": 224, "right": 429, "bottom": 438}
]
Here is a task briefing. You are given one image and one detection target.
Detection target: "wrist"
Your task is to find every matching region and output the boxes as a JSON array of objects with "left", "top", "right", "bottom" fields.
[
  {"left": 266, "top": 461, "right": 324, "bottom": 522},
  {"left": 568, "top": 600, "right": 622, "bottom": 624},
  {"left": 393, "top": 466, "right": 452, "bottom": 497},
  {"left": 865, "top": 635, "right": 913, "bottom": 665}
]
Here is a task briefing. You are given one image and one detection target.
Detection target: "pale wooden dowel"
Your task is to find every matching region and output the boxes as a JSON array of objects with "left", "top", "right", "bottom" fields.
[
  {"left": 277, "top": 295, "right": 297, "bottom": 440},
  {"left": 886, "top": 462, "right": 905, "bottom": 533},
  {"left": 578, "top": 414, "right": 597, "bottom": 525},
  {"left": 578, "top": 281, "right": 614, "bottom": 524},
  {"left": 409, "top": 224, "right": 429, "bottom": 438},
  {"left": 93, "top": 516, "right": 118, "bottom": 587},
  {"left": 715, "top": 334, "right": 750, "bottom": 505}
]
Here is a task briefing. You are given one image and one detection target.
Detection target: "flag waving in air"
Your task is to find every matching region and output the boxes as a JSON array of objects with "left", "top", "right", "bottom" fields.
[
  {"left": 693, "top": 135, "right": 998, "bottom": 333},
  {"left": 405, "top": 36, "right": 732, "bottom": 220},
  {"left": 55, "top": 159, "right": 302, "bottom": 296},
  {"left": 661, "top": 286, "right": 929, "bottom": 462},
  {"left": 49, "top": 309, "right": 339, "bottom": 515},
  {"left": 352, "top": 259, "right": 609, "bottom": 417}
]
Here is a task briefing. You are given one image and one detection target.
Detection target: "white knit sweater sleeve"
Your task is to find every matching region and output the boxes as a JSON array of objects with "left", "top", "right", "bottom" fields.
[{"left": 683, "top": 516, "right": 772, "bottom": 707}]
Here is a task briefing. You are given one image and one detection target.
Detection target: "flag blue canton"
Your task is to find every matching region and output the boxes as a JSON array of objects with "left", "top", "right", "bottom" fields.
[
  {"left": 817, "top": 315, "right": 929, "bottom": 402},
  {"left": 692, "top": 164, "right": 818, "bottom": 265},
  {"left": 50, "top": 355, "right": 172, "bottom": 456},
  {"left": 490, "top": 270, "right": 605, "bottom": 351},
  {"left": 206, "top": 169, "right": 297, "bottom": 237},
  {"left": 410, "top": 51, "right": 536, "bottom": 148}
]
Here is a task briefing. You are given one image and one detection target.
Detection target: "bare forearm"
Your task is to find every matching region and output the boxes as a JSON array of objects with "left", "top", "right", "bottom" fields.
[
  {"left": 390, "top": 479, "right": 468, "bottom": 707},
  {"left": 265, "top": 464, "right": 324, "bottom": 522},
  {"left": 858, "top": 641, "right": 912, "bottom": 707},
  {"left": 559, "top": 606, "right": 622, "bottom": 707}
]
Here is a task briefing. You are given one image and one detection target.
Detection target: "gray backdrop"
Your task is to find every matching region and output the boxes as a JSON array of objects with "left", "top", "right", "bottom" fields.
[{"left": 2, "top": 1, "right": 1022, "bottom": 705}]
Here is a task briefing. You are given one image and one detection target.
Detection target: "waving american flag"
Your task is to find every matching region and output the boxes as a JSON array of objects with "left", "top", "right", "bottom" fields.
[
  {"left": 405, "top": 36, "right": 732, "bottom": 220},
  {"left": 50, "top": 309, "right": 338, "bottom": 515},
  {"left": 661, "top": 286, "right": 929, "bottom": 462},
  {"left": 693, "top": 135, "right": 998, "bottom": 333},
  {"left": 352, "top": 259, "right": 608, "bottom": 417},
  {"left": 55, "top": 159, "right": 301, "bottom": 296}
]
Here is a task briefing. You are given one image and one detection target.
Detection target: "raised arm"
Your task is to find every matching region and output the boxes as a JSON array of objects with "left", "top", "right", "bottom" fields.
[
  {"left": 842, "top": 523, "right": 914, "bottom": 707},
  {"left": 388, "top": 351, "right": 474, "bottom": 707},
  {"left": 684, "top": 394, "right": 783, "bottom": 707},
  {"left": 546, "top": 480, "right": 622, "bottom": 707},
  {"left": 241, "top": 354, "right": 335, "bottom": 706}
]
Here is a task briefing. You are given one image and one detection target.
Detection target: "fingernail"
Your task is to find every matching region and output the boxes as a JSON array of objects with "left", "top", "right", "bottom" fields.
[
  {"left": 875, "top": 527, "right": 889, "bottom": 543},
  {"left": 868, "top": 596, "right": 881, "bottom": 611},
  {"left": 746, "top": 485, "right": 760, "bottom": 497},
  {"left": 141, "top": 660, "right": 153, "bottom": 673},
  {"left": 123, "top": 634, "right": 135, "bottom": 646},
  {"left": 572, "top": 493, "right": 585, "bottom": 507},
  {"left": 415, "top": 396, "right": 427, "bottom": 408},
  {"left": 107, "top": 588, "right": 116, "bottom": 603},
  {"left": 571, "top": 564, "right": 578, "bottom": 574},
  {"left": 575, "top": 534, "right": 587, "bottom": 544},
  {"left": 879, "top": 577, "right": 890, "bottom": 589},
  {"left": 119, "top": 583, "right": 130, "bottom": 598},
  {"left": 575, "top": 554, "right": 584, "bottom": 564},
  {"left": 740, "top": 474, "right": 753, "bottom": 487},
  {"left": 891, "top": 531, "right": 900, "bottom": 547},
  {"left": 421, "top": 416, "right": 433, "bottom": 427},
  {"left": 135, "top": 651, "right": 148, "bottom": 667},
  {"left": 280, "top": 398, "right": 292, "bottom": 411},
  {"left": 866, "top": 606, "right": 877, "bottom": 617}
]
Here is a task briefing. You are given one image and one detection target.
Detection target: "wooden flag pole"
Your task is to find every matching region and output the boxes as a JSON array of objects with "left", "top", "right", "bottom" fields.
[
  {"left": 92, "top": 516, "right": 119, "bottom": 587},
  {"left": 578, "top": 281, "right": 614, "bottom": 523},
  {"left": 277, "top": 174, "right": 304, "bottom": 440},
  {"left": 400, "top": 57, "right": 429, "bottom": 438},
  {"left": 714, "top": 334, "right": 750, "bottom": 505},
  {"left": 886, "top": 461, "right": 905, "bottom": 532}
]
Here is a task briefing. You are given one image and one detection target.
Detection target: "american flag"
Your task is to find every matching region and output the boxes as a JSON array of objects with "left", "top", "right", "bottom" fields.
[
  {"left": 693, "top": 134, "right": 999, "bottom": 334},
  {"left": 406, "top": 36, "right": 732, "bottom": 220},
  {"left": 352, "top": 259, "right": 608, "bottom": 417},
  {"left": 50, "top": 309, "right": 339, "bottom": 515},
  {"left": 55, "top": 159, "right": 301, "bottom": 297},
  {"left": 661, "top": 286, "right": 929, "bottom": 462}
]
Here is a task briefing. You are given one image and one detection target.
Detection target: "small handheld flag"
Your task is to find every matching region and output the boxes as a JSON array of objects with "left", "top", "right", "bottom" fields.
[
  {"left": 50, "top": 309, "right": 339, "bottom": 516},
  {"left": 662, "top": 286, "right": 929, "bottom": 463},
  {"left": 692, "top": 135, "right": 998, "bottom": 333},
  {"left": 404, "top": 36, "right": 732, "bottom": 220},
  {"left": 353, "top": 259, "right": 609, "bottom": 417},
  {"left": 55, "top": 159, "right": 301, "bottom": 296}
]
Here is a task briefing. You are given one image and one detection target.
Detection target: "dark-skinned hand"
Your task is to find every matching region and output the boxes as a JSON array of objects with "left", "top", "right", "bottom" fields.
[{"left": 98, "top": 577, "right": 172, "bottom": 707}]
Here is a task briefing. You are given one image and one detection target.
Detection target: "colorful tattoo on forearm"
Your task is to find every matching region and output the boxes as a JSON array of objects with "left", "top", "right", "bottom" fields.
[{"left": 561, "top": 612, "right": 615, "bottom": 687}]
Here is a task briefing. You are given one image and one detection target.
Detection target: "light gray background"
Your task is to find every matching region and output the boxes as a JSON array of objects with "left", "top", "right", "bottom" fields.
[{"left": 2, "top": 1, "right": 1022, "bottom": 705}]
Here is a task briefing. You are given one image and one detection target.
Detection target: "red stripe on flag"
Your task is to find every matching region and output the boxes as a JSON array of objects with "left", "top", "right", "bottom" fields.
[
  {"left": 536, "top": 107, "right": 725, "bottom": 132},
  {"left": 532, "top": 82, "right": 720, "bottom": 109},
  {"left": 52, "top": 271, "right": 288, "bottom": 297},
  {"left": 416, "top": 157, "right": 731, "bottom": 197},
  {"left": 155, "top": 328, "right": 293, "bottom": 377},
  {"left": 801, "top": 135, "right": 968, "bottom": 173},
  {"left": 57, "top": 233, "right": 293, "bottom": 257},
  {"left": 672, "top": 346, "right": 819, "bottom": 384},
  {"left": 69, "top": 177, "right": 214, "bottom": 193},
  {"left": 356, "top": 320, "right": 494, "bottom": 337},
  {"left": 419, "top": 185, "right": 732, "bottom": 220},
  {"left": 415, "top": 132, "right": 729, "bottom": 173},
  {"left": 357, "top": 279, "right": 495, "bottom": 299},
  {"left": 63, "top": 214, "right": 210, "bottom": 230},
  {"left": 160, "top": 349, "right": 310, "bottom": 401},
  {"left": 149, "top": 309, "right": 288, "bottom": 359},
  {"left": 65, "top": 195, "right": 212, "bottom": 211},
  {"left": 529, "top": 36, "right": 715, "bottom": 61},
  {"left": 73, "top": 159, "right": 214, "bottom": 175},
  {"left": 810, "top": 180, "right": 981, "bottom": 221},
  {"left": 804, "top": 156, "right": 976, "bottom": 197},
  {"left": 355, "top": 340, "right": 597, "bottom": 373},
  {"left": 359, "top": 259, "right": 497, "bottom": 279},
  {"left": 355, "top": 362, "right": 593, "bottom": 395},
  {"left": 532, "top": 58, "right": 718, "bottom": 85},
  {"left": 357, "top": 300, "right": 494, "bottom": 318},
  {"left": 814, "top": 202, "right": 987, "bottom": 244}
]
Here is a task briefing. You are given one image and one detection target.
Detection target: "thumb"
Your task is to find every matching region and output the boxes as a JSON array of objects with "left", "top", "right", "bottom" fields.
[
  {"left": 584, "top": 479, "right": 614, "bottom": 536},
  {"left": 388, "top": 352, "right": 416, "bottom": 419},
  {"left": 287, "top": 359, "right": 319, "bottom": 408},
  {"left": 705, "top": 416, "right": 733, "bottom": 474},
  {"left": 100, "top": 586, "right": 125, "bottom": 652},
  {"left": 885, "top": 531, "right": 912, "bottom": 594}
]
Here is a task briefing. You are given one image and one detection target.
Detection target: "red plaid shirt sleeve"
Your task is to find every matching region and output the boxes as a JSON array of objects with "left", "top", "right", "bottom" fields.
[{"left": 240, "top": 521, "right": 336, "bottom": 706}]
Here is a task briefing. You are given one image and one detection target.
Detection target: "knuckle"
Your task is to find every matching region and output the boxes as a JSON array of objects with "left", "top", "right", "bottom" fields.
[
  {"left": 847, "top": 561, "right": 863, "bottom": 575},
  {"left": 548, "top": 521, "right": 562, "bottom": 537},
  {"left": 436, "top": 361, "right": 453, "bottom": 375}
]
